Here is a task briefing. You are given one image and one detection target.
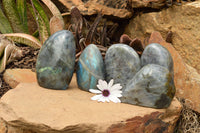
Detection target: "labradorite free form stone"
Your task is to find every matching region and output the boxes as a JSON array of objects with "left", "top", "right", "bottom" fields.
[
  {"left": 121, "top": 64, "right": 176, "bottom": 109},
  {"left": 76, "top": 44, "right": 105, "bottom": 92},
  {"left": 36, "top": 30, "right": 76, "bottom": 90},
  {"left": 141, "top": 43, "right": 173, "bottom": 73},
  {"left": 105, "top": 44, "right": 141, "bottom": 90}
]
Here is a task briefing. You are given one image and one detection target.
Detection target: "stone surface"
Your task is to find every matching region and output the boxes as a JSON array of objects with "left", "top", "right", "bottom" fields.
[
  {"left": 124, "top": 1, "right": 200, "bottom": 74},
  {"left": 121, "top": 64, "right": 175, "bottom": 109},
  {"left": 3, "top": 69, "right": 36, "bottom": 88},
  {"left": 76, "top": 44, "right": 105, "bottom": 92},
  {"left": 0, "top": 118, "right": 7, "bottom": 133},
  {"left": 129, "top": 0, "right": 171, "bottom": 9},
  {"left": 148, "top": 31, "right": 200, "bottom": 113},
  {"left": 59, "top": 0, "right": 132, "bottom": 18},
  {"left": 59, "top": 0, "right": 174, "bottom": 19},
  {"left": 0, "top": 71, "right": 182, "bottom": 133},
  {"left": 141, "top": 43, "right": 173, "bottom": 73},
  {"left": 105, "top": 44, "right": 140, "bottom": 90},
  {"left": 36, "top": 30, "right": 76, "bottom": 90}
]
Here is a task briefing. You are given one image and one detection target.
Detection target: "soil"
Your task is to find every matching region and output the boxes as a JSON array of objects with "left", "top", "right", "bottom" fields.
[{"left": 0, "top": 46, "right": 39, "bottom": 98}]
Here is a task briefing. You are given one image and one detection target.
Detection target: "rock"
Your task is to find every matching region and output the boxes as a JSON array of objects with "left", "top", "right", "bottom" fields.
[
  {"left": 0, "top": 118, "right": 7, "bottom": 133},
  {"left": 121, "top": 64, "right": 175, "bottom": 109},
  {"left": 0, "top": 71, "right": 182, "bottom": 133},
  {"left": 105, "top": 44, "right": 141, "bottom": 90},
  {"left": 141, "top": 43, "right": 173, "bottom": 73},
  {"left": 36, "top": 30, "right": 76, "bottom": 90},
  {"left": 148, "top": 31, "right": 200, "bottom": 113},
  {"left": 59, "top": 0, "right": 132, "bottom": 18},
  {"left": 59, "top": 0, "right": 172, "bottom": 19},
  {"left": 76, "top": 44, "right": 105, "bottom": 92},
  {"left": 124, "top": 1, "right": 200, "bottom": 74},
  {"left": 0, "top": 118, "right": 26, "bottom": 133},
  {"left": 3, "top": 69, "right": 36, "bottom": 88},
  {"left": 128, "top": 0, "right": 169, "bottom": 9}
]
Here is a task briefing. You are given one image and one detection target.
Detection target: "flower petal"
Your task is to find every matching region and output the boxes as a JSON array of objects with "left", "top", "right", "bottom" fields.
[
  {"left": 112, "top": 92, "right": 122, "bottom": 97},
  {"left": 91, "top": 94, "right": 102, "bottom": 101},
  {"left": 101, "top": 80, "right": 108, "bottom": 89},
  {"left": 110, "top": 84, "right": 122, "bottom": 91},
  {"left": 97, "top": 79, "right": 108, "bottom": 91},
  {"left": 97, "top": 84, "right": 104, "bottom": 91},
  {"left": 105, "top": 97, "right": 110, "bottom": 102},
  {"left": 98, "top": 79, "right": 103, "bottom": 85},
  {"left": 98, "top": 96, "right": 106, "bottom": 102},
  {"left": 109, "top": 95, "right": 121, "bottom": 103},
  {"left": 89, "top": 89, "right": 102, "bottom": 94},
  {"left": 108, "top": 79, "right": 114, "bottom": 88},
  {"left": 111, "top": 90, "right": 122, "bottom": 95}
]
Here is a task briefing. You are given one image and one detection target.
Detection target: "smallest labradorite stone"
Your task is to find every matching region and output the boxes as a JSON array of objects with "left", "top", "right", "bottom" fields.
[
  {"left": 36, "top": 30, "right": 76, "bottom": 90},
  {"left": 121, "top": 64, "right": 175, "bottom": 109},
  {"left": 141, "top": 43, "right": 173, "bottom": 73},
  {"left": 76, "top": 44, "right": 105, "bottom": 92}
]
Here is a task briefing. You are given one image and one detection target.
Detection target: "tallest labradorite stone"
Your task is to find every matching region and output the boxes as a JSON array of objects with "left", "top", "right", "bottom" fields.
[{"left": 36, "top": 30, "right": 76, "bottom": 90}]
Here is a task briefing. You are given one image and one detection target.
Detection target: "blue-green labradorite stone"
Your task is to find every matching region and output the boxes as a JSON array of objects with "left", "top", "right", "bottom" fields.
[
  {"left": 141, "top": 43, "right": 173, "bottom": 73},
  {"left": 105, "top": 44, "right": 141, "bottom": 90},
  {"left": 76, "top": 44, "right": 105, "bottom": 92},
  {"left": 121, "top": 64, "right": 176, "bottom": 109},
  {"left": 36, "top": 30, "right": 76, "bottom": 90}
]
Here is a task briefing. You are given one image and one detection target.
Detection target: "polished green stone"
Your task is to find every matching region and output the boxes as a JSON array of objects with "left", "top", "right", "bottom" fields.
[
  {"left": 36, "top": 30, "right": 76, "bottom": 90},
  {"left": 76, "top": 44, "right": 105, "bottom": 92},
  {"left": 121, "top": 64, "right": 175, "bottom": 109},
  {"left": 105, "top": 44, "right": 141, "bottom": 90},
  {"left": 141, "top": 43, "right": 173, "bottom": 73}
]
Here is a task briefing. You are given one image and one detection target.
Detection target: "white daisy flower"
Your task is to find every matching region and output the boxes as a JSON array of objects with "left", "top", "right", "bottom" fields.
[{"left": 89, "top": 79, "right": 122, "bottom": 103}]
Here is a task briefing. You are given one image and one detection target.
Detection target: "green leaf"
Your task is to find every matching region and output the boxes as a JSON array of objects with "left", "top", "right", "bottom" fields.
[
  {"left": 0, "top": 7, "right": 13, "bottom": 33},
  {"left": 2, "top": 0, "right": 27, "bottom": 33},
  {"left": 32, "top": 30, "right": 39, "bottom": 38},
  {"left": 31, "top": 0, "right": 50, "bottom": 35},
  {"left": 28, "top": 3, "right": 49, "bottom": 44},
  {"left": 17, "top": 0, "right": 28, "bottom": 32}
]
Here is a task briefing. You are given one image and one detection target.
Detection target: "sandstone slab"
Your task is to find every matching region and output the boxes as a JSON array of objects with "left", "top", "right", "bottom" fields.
[
  {"left": 3, "top": 69, "right": 37, "bottom": 88},
  {"left": 148, "top": 31, "right": 200, "bottom": 113},
  {"left": 0, "top": 72, "right": 182, "bottom": 133},
  {"left": 59, "top": 0, "right": 170, "bottom": 19},
  {"left": 124, "top": 1, "right": 200, "bottom": 74}
]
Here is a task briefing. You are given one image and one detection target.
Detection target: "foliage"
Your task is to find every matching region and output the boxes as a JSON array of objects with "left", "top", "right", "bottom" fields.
[
  {"left": 0, "top": 0, "right": 64, "bottom": 72},
  {"left": 0, "top": 36, "right": 23, "bottom": 73}
]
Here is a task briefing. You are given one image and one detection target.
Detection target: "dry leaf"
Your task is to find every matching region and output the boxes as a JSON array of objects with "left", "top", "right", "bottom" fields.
[
  {"left": 0, "top": 44, "right": 23, "bottom": 73},
  {"left": 3, "top": 33, "right": 41, "bottom": 48},
  {"left": 50, "top": 15, "right": 65, "bottom": 34},
  {"left": 42, "top": 0, "right": 65, "bottom": 34}
]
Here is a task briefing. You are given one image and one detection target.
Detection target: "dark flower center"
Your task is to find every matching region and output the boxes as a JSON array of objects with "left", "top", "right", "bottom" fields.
[{"left": 102, "top": 89, "right": 110, "bottom": 97}]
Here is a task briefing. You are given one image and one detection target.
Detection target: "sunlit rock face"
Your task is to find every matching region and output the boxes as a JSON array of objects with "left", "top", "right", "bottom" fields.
[
  {"left": 76, "top": 44, "right": 105, "bottom": 92},
  {"left": 36, "top": 30, "right": 76, "bottom": 90},
  {"left": 105, "top": 44, "right": 141, "bottom": 90}
]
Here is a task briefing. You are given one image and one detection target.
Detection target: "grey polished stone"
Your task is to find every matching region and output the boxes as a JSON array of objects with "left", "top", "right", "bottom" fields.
[
  {"left": 76, "top": 44, "right": 105, "bottom": 92},
  {"left": 141, "top": 43, "right": 173, "bottom": 73},
  {"left": 105, "top": 44, "right": 141, "bottom": 90},
  {"left": 36, "top": 30, "right": 76, "bottom": 90},
  {"left": 121, "top": 64, "right": 175, "bottom": 109}
]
